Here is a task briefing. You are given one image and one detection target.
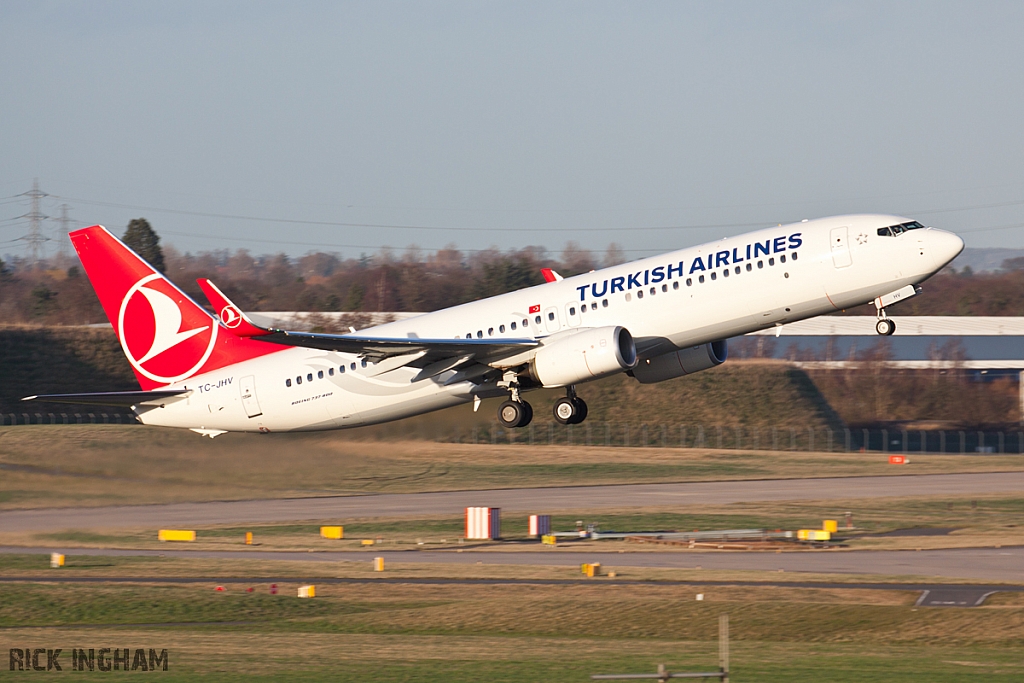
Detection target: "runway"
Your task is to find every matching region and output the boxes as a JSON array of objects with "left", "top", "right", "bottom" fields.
[
  {"left": 2, "top": 471, "right": 1022, "bottom": 532},
  {"left": 3, "top": 545, "right": 1022, "bottom": 582}
]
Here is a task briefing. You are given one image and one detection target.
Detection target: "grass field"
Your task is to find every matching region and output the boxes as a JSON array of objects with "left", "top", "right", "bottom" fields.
[
  {"left": 1, "top": 575, "right": 1022, "bottom": 681},
  {"left": 4, "top": 493, "right": 1023, "bottom": 552},
  {"left": 3, "top": 425, "right": 1024, "bottom": 510}
]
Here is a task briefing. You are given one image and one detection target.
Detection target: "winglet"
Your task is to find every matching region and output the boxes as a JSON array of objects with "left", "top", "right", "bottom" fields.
[
  {"left": 541, "top": 268, "right": 563, "bottom": 283},
  {"left": 196, "top": 278, "right": 271, "bottom": 337}
]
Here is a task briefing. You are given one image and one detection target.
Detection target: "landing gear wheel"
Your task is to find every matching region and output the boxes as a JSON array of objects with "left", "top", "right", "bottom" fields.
[
  {"left": 498, "top": 400, "right": 527, "bottom": 428},
  {"left": 875, "top": 318, "right": 896, "bottom": 336},
  {"left": 569, "top": 398, "right": 588, "bottom": 425},
  {"left": 553, "top": 397, "right": 577, "bottom": 425},
  {"left": 519, "top": 401, "right": 533, "bottom": 428}
]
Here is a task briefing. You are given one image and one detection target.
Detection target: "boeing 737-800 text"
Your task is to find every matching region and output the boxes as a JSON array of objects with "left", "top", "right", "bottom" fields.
[{"left": 25, "top": 215, "right": 963, "bottom": 437}]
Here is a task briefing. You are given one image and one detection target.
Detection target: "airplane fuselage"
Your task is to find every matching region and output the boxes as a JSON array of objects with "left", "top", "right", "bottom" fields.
[{"left": 133, "top": 214, "right": 962, "bottom": 433}]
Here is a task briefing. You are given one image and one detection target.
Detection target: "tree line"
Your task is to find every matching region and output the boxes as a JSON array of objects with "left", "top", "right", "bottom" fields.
[{"left": 0, "top": 218, "right": 1022, "bottom": 326}]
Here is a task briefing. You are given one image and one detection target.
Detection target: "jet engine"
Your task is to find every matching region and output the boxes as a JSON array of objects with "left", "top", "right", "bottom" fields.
[
  {"left": 529, "top": 326, "right": 637, "bottom": 388},
  {"left": 631, "top": 340, "right": 727, "bottom": 384}
]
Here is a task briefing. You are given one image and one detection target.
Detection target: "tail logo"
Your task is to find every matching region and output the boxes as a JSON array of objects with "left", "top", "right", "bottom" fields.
[
  {"left": 220, "top": 304, "right": 243, "bottom": 329},
  {"left": 117, "top": 274, "right": 218, "bottom": 384}
]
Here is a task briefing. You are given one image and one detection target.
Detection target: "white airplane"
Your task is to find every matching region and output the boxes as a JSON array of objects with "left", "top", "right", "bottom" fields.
[{"left": 25, "top": 215, "right": 963, "bottom": 437}]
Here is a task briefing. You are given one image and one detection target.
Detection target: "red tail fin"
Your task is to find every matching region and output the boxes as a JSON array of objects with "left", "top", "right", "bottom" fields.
[{"left": 71, "top": 226, "right": 281, "bottom": 389}]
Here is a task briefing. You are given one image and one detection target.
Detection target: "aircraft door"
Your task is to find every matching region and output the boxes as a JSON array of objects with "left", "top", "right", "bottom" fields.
[
  {"left": 239, "top": 375, "right": 263, "bottom": 418},
  {"left": 544, "top": 306, "right": 560, "bottom": 333},
  {"left": 830, "top": 226, "right": 852, "bottom": 268},
  {"left": 565, "top": 302, "right": 581, "bottom": 327}
]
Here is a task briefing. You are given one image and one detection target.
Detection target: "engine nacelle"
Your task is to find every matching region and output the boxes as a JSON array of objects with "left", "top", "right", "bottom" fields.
[
  {"left": 530, "top": 326, "right": 637, "bottom": 388},
  {"left": 631, "top": 340, "right": 727, "bottom": 384}
]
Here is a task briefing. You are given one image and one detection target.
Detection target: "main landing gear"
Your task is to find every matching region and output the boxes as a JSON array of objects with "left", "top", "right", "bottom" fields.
[
  {"left": 553, "top": 385, "right": 588, "bottom": 426},
  {"left": 496, "top": 370, "right": 533, "bottom": 429}
]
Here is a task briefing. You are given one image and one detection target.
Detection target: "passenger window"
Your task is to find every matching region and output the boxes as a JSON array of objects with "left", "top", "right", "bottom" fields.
[
  {"left": 877, "top": 227, "right": 892, "bottom": 236},
  {"left": 339, "top": 366, "right": 345, "bottom": 374},
  {"left": 466, "top": 333, "right": 472, "bottom": 339},
  {"left": 476, "top": 331, "right": 483, "bottom": 338},
  {"left": 361, "top": 360, "right": 367, "bottom": 368},
  {"left": 735, "top": 266, "right": 740, "bottom": 274},
  {"left": 625, "top": 293, "right": 632, "bottom": 301},
  {"left": 637, "top": 290, "right": 643, "bottom": 299},
  {"left": 318, "top": 370, "right": 324, "bottom": 379},
  {"left": 699, "top": 275, "right": 705, "bottom": 283},
  {"left": 662, "top": 284, "right": 668, "bottom": 292},
  {"left": 499, "top": 324, "right": 506, "bottom": 332},
  {"left": 792, "top": 252, "right": 798, "bottom": 261},
  {"left": 780, "top": 254, "right": 786, "bottom": 263},
  {"left": 535, "top": 316, "right": 541, "bottom": 324},
  {"left": 523, "top": 319, "right": 529, "bottom": 326},
  {"left": 286, "top": 378, "right": 292, "bottom": 387},
  {"left": 569, "top": 307, "right": 576, "bottom": 315},
  {"left": 296, "top": 376, "right": 302, "bottom": 384},
  {"left": 350, "top": 362, "right": 356, "bottom": 370},
  {"left": 511, "top": 322, "right": 517, "bottom": 330},
  {"left": 711, "top": 272, "right": 717, "bottom": 281},
  {"left": 723, "top": 270, "right": 729, "bottom": 278},
  {"left": 758, "top": 261, "right": 764, "bottom": 268},
  {"left": 591, "top": 302, "right": 598, "bottom": 310},
  {"left": 746, "top": 263, "right": 752, "bottom": 271},
  {"left": 602, "top": 299, "right": 608, "bottom": 307},
  {"left": 547, "top": 312, "right": 555, "bottom": 321},
  {"left": 768, "top": 258, "right": 775, "bottom": 266},
  {"left": 580, "top": 305, "right": 586, "bottom": 313},
  {"left": 329, "top": 368, "right": 334, "bottom": 376},
  {"left": 487, "top": 327, "right": 493, "bottom": 336},
  {"left": 307, "top": 373, "right": 313, "bottom": 382}
]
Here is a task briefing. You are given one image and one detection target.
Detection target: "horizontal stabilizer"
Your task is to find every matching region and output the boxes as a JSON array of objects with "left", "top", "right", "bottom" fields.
[{"left": 22, "top": 389, "right": 191, "bottom": 407}]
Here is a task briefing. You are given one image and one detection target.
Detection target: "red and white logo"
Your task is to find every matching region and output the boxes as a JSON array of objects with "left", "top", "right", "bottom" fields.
[
  {"left": 117, "top": 274, "right": 218, "bottom": 384},
  {"left": 219, "top": 304, "right": 243, "bottom": 329},
  {"left": 529, "top": 304, "right": 540, "bottom": 314}
]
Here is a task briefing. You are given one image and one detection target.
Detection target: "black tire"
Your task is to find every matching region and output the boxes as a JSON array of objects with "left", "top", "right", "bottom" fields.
[
  {"left": 569, "top": 398, "right": 588, "bottom": 425},
  {"left": 498, "top": 400, "right": 525, "bottom": 428},
  {"left": 886, "top": 319, "right": 897, "bottom": 336},
  {"left": 519, "top": 401, "right": 533, "bottom": 428},
  {"left": 553, "top": 397, "right": 576, "bottom": 425},
  {"left": 875, "top": 319, "right": 895, "bottom": 336}
]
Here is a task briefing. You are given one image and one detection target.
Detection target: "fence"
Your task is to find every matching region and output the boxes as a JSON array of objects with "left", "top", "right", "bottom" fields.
[
  {"left": 3, "top": 413, "right": 1022, "bottom": 454},
  {"left": 389, "top": 421, "right": 1024, "bottom": 454},
  {"left": 0, "top": 412, "right": 137, "bottom": 426}
]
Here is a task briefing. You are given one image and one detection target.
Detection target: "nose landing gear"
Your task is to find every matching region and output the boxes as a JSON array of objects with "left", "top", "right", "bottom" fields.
[
  {"left": 875, "top": 317, "right": 896, "bottom": 336},
  {"left": 553, "top": 385, "right": 588, "bottom": 425}
]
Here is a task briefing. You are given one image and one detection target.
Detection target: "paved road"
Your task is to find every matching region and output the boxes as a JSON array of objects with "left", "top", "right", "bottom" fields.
[
  {"left": 3, "top": 545, "right": 1022, "bottom": 583},
  {"left": 2, "top": 471, "right": 1023, "bottom": 532}
]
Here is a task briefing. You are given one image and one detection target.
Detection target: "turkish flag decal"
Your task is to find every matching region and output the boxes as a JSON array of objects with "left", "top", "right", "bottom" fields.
[{"left": 529, "top": 304, "right": 540, "bottom": 314}]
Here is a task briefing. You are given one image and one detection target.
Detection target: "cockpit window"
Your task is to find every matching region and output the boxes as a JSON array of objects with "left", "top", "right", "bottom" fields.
[{"left": 879, "top": 221, "right": 925, "bottom": 237}]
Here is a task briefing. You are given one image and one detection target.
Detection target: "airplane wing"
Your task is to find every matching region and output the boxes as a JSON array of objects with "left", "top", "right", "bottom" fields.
[
  {"left": 22, "top": 389, "right": 191, "bottom": 407},
  {"left": 195, "top": 278, "right": 538, "bottom": 366}
]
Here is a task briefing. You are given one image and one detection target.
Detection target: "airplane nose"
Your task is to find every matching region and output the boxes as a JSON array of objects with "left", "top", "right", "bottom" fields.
[{"left": 930, "top": 229, "right": 965, "bottom": 270}]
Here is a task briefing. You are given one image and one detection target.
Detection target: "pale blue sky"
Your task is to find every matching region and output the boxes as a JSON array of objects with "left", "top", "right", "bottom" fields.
[{"left": 2, "top": 1, "right": 1023, "bottom": 259}]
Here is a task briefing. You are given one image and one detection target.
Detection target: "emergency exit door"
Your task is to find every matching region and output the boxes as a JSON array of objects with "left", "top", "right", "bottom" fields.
[
  {"left": 239, "top": 375, "right": 262, "bottom": 418},
  {"left": 830, "top": 226, "right": 852, "bottom": 268}
]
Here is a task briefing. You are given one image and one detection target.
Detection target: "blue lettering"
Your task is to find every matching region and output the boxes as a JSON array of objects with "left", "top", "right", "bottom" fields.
[
  {"left": 576, "top": 285, "right": 588, "bottom": 301},
  {"left": 754, "top": 241, "right": 770, "bottom": 258},
  {"left": 610, "top": 276, "right": 625, "bottom": 293},
  {"left": 732, "top": 247, "right": 744, "bottom": 263},
  {"left": 627, "top": 272, "right": 642, "bottom": 289},
  {"left": 746, "top": 244, "right": 751, "bottom": 261},
  {"left": 592, "top": 280, "right": 609, "bottom": 297},
  {"left": 689, "top": 257, "right": 706, "bottom": 274},
  {"left": 651, "top": 266, "right": 665, "bottom": 283},
  {"left": 773, "top": 236, "right": 787, "bottom": 253},
  {"left": 715, "top": 251, "right": 729, "bottom": 268},
  {"left": 667, "top": 261, "right": 684, "bottom": 279},
  {"left": 789, "top": 232, "right": 803, "bottom": 249},
  {"left": 644, "top": 270, "right": 649, "bottom": 285}
]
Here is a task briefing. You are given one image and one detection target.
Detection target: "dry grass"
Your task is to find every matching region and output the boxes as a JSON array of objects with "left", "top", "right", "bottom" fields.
[{"left": 3, "top": 424, "right": 1024, "bottom": 510}]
